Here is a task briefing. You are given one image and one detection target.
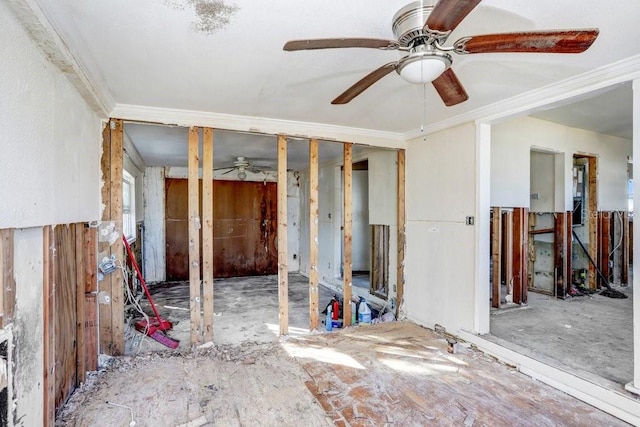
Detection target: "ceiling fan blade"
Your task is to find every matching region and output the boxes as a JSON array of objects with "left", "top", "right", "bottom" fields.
[
  {"left": 454, "top": 29, "right": 599, "bottom": 54},
  {"left": 284, "top": 38, "right": 400, "bottom": 51},
  {"left": 220, "top": 168, "right": 235, "bottom": 175},
  {"left": 426, "top": 0, "right": 483, "bottom": 32},
  {"left": 332, "top": 62, "right": 398, "bottom": 105},
  {"left": 432, "top": 68, "right": 469, "bottom": 107}
]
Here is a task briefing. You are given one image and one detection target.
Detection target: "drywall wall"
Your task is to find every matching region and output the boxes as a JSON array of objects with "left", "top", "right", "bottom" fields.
[
  {"left": 352, "top": 171, "right": 369, "bottom": 272},
  {"left": 405, "top": 123, "right": 477, "bottom": 334},
  {"left": 12, "top": 228, "right": 44, "bottom": 426},
  {"left": 530, "top": 151, "right": 556, "bottom": 213},
  {"left": 287, "top": 171, "right": 301, "bottom": 272},
  {"left": 0, "top": 0, "right": 102, "bottom": 229},
  {"left": 298, "top": 147, "right": 399, "bottom": 307},
  {"left": 143, "top": 167, "right": 166, "bottom": 282},
  {"left": 492, "top": 116, "right": 631, "bottom": 211}
]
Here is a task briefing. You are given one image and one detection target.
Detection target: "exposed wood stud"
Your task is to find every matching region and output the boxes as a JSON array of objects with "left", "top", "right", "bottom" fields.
[
  {"left": 277, "top": 135, "right": 289, "bottom": 335},
  {"left": 554, "top": 213, "right": 567, "bottom": 298},
  {"left": 202, "top": 128, "right": 215, "bottom": 342},
  {"left": 512, "top": 208, "right": 528, "bottom": 304},
  {"left": 343, "top": 143, "right": 353, "bottom": 326},
  {"left": 188, "top": 127, "right": 202, "bottom": 345},
  {"left": 504, "top": 211, "right": 513, "bottom": 301},
  {"left": 83, "top": 226, "right": 98, "bottom": 373},
  {"left": 43, "top": 225, "right": 55, "bottom": 427},
  {"left": 308, "top": 138, "right": 319, "bottom": 331},
  {"left": 75, "top": 224, "right": 86, "bottom": 385},
  {"left": 598, "top": 212, "right": 611, "bottom": 288},
  {"left": 527, "top": 212, "right": 534, "bottom": 293},
  {"left": 491, "top": 207, "right": 501, "bottom": 309},
  {"left": 0, "top": 229, "right": 16, "bottom": 327},
  {"left": 98, "top": 121, "right": 113, "bottom": 354},
  {"left": 396, "top": 149, "right": 406, "bottom": 319},
  {"left": 522, "top": 209, "right": 529, "bottom": 304},
  {"left": 566, "top": 211, "right": 573, "bottom": 293},
  {"left": 110, "top": 118, "right": 125, "bottom": 355},
  {"left": 587, "top": 156, "right": 598, "bottom": 290}
]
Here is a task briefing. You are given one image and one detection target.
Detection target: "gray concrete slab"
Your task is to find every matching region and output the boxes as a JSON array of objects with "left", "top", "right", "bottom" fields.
[{"left": 489, "top": 284, "right": 633, "bottom": 387}]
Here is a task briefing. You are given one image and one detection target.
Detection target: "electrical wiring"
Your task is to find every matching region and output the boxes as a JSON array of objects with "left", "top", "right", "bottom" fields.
[{"left": 115, "top": 257, "right": 150, "bottom": 354}]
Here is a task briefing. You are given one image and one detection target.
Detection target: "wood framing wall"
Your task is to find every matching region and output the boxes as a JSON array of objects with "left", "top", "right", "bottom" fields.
[
  {"left": 396, "top": 149, "right": 406, "bottom": 318},
  {"left": 277, "top": 135, "right": 289, "bottom": 335},
  {"left": 308, "top": 139, "right": 319, "bottom": 331},
  {"left": 98, "top": 119, "right": 125, "bottom": 355},
  {"left": 343, "top": 143, "right": 353, "bottom": 326}
]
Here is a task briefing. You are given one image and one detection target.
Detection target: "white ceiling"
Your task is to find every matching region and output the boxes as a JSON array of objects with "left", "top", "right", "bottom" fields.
[{"left": 31, "top": 0, "right": 640, "bottom": 162}]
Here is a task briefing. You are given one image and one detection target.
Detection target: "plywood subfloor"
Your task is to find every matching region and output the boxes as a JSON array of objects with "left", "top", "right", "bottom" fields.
[{"left": 284, "top": 322, "right": 629, "bottom": 427}]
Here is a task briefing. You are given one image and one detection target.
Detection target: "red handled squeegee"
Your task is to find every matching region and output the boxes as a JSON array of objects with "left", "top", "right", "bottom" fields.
[{"left": 123, "top": 236, "right": 179, "bottom": 349}]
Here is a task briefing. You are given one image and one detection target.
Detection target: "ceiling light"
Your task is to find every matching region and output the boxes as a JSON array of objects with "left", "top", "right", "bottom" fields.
[
  {"left": 397, "top": 53, "right": 451, "bottom": 84},
  {"left": 237, "top": 170, "right": 247, "bottom": 181}
]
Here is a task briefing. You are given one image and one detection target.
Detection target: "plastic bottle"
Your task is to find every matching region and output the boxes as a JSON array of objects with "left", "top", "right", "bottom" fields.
[
  {"left": 326, "top": 305, "right": 333, "bottom": 331},
  {"left": 358, "top": 298, "right": 371, "bottom": 324},
  {"left": 351, "top": 301, "right": 356, "bottom": 325}
]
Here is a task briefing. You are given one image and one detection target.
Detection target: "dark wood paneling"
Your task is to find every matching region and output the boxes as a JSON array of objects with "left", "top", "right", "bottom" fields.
[{"left": 165, "top": 179, "right": 278, "bottom": 280}]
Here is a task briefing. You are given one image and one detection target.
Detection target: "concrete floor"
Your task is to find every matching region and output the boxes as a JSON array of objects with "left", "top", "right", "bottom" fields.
[
  {"left": 125, "top": 273, "right": 337, "bottom": 353},
  {"left": 490, "top": 284, "right": 633, "bottom": 389}
]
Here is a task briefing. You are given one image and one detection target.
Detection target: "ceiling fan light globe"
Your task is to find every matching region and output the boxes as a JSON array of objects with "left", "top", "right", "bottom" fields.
[
  {"left": 237, "top": 170, "right": 247, "bottom": 180},
  {"left": 398, "top": 56, "right": 448, "bottom": 84}
]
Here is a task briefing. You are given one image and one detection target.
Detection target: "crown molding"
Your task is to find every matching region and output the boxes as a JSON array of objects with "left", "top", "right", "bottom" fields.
[
  {"left": 404, "top": 54, "right": 640, "bottom": 140},
  {"left": 9, "top": 0, "right": 115, "bottom": 117},
  {"left": 110, "top": 104, "right": 407, "bottom": 150}
]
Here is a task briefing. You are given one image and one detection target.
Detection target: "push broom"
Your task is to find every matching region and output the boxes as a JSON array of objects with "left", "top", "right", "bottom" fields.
[{"left": 122, "top": 236, "right": 179, "bottom": 349}]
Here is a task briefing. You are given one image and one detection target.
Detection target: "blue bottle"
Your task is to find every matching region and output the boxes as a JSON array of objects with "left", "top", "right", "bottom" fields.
[{"left": 326, "top": 305, "right": 333, "bottom": 331}]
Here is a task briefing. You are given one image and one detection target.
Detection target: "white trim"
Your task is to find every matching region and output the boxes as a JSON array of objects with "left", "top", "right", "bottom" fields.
[
  {"left": 110, "top": 104, "right": 407, "bottom": 149},
  {"left": 458, "top": 330, "right": 640, "bottom": 426},
  {"left": 405, "top": 54, "right": 640, "bottom": 139},
  {"left": 632, "top": 79, "right": 640, "bottom": 389},
  {"left": 8, "top": 0, "right": 114, "bottom": 116}
]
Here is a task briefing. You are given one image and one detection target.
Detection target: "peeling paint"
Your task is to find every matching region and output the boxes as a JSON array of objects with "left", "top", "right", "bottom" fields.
[{"left": 164, "top": 0, "right": 239, "bottom": 34}]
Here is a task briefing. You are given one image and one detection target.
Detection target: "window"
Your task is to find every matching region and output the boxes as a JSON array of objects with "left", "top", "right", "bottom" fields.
[{"left": 123, "top": 170, "right": 136, "bottom": 242}]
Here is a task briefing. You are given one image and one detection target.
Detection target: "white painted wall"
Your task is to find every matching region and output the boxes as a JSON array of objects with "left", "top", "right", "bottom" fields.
[
  {"left": 143, "top": 167, "right": 166, "bottom": 282},
  {"left": 530, "top": 151, "right": 556, "bottom": 213},
  {"left": 352, "top": 170, "right": 369, "bottom": 272},
  {"left": 0, "top": 3, "right": 103, "bottom": 423},
  {"left": 0, "top": 1, "right": 101, "bottom": 229},
  {"left": 287, "top": 171, "right": 301, "bottom": 272},
  {"left": 124, "top": 156, "right": 145, "bottom": 223},
  {"left": 405, "top": 123, "right": 478, "bottom": 334},
  {"left": 492, "top": 116, "right": 631, "bottom": 211}
]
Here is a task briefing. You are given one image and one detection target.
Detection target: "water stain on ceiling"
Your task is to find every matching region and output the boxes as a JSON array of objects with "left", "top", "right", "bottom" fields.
[{"left": 163, "top": 0, "right": 239, "bottom": 34}]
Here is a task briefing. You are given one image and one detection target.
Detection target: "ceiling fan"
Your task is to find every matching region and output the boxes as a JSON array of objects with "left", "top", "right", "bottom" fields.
[
  {"left": 283, "top": 0, "right": 599, "bottom": 106},
  {"left": 215, "top": 156, "right": 268, "bottom": 180}
]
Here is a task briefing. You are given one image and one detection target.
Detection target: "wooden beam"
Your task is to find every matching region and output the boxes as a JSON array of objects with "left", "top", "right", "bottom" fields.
[
  {"left": 587, "top": 156, "right": 598, "bottom": 290},
  {"left": 43, "top": 226, "right": 55, "bottom": 427},
  {"left": 308, "top": 138, "right": 319, "bottom": 331},
  {"left": 504, "top": 211, "right": 513, "bottom": 300},
  {"left": 512, "top": 208, "right": 529, "bottom": 304},
  {"left": 554, "top": 213, "right": 567, "bottom": 298},
  {"left": 343, "top": 143, "right": 353, "bottom": 326},
  {"left": 491, "top": 207, "right": 501, "bottom": 309},
  {"left": 110, "top": 118, "right": 125, "bottom": 355},
  {"left": 623, "top": 211, "right": 630, "bottom": 285},
  {"left": 529, "top": 228, "right": 555, "bottom": 235},
  {"left": 75, "top": 224, "right": 86, "bottom": 385},
  {"left": 599, "top": 212, "right": 611, "bottom": 288},
  {"left": 188, "top": 127, "right": 202, "bottom": 346},
  {"left": 98, "top": 121, "right": 112, "bottom": 354},
  {"left": 277, "top": 135, "right": 289, "bottom": 335},
  {"left": 396, "top": 149, "right": 406, "bottom": 319},
  {"left": 82, "top": 226, "right": 98, "bottom": 373},
  {"left": 566, "top": 211, "right": 573, "bottom": 291},
  {"left": 0, "top": 229, "right": 15, "bottom": 327},
  {"left": 202, "top": 128, "right": 214, "bottom": 342},
  {"left": 522, "top": 209, "right": 529, "bottom": 304}
]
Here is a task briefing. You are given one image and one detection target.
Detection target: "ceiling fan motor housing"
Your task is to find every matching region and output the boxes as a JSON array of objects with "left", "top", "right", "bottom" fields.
[{"left": 392, "top": 0, "right": 436, "bottom": 47}]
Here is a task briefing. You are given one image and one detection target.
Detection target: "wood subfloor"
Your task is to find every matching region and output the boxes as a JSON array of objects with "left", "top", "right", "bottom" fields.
[{"left": 59, "top": 321, "right": 629, "bottom": 426}]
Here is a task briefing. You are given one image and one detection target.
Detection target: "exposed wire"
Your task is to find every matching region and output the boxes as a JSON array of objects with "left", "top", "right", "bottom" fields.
[{"left": 116, "top": 257, "right": 150, "bottom": 355}]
